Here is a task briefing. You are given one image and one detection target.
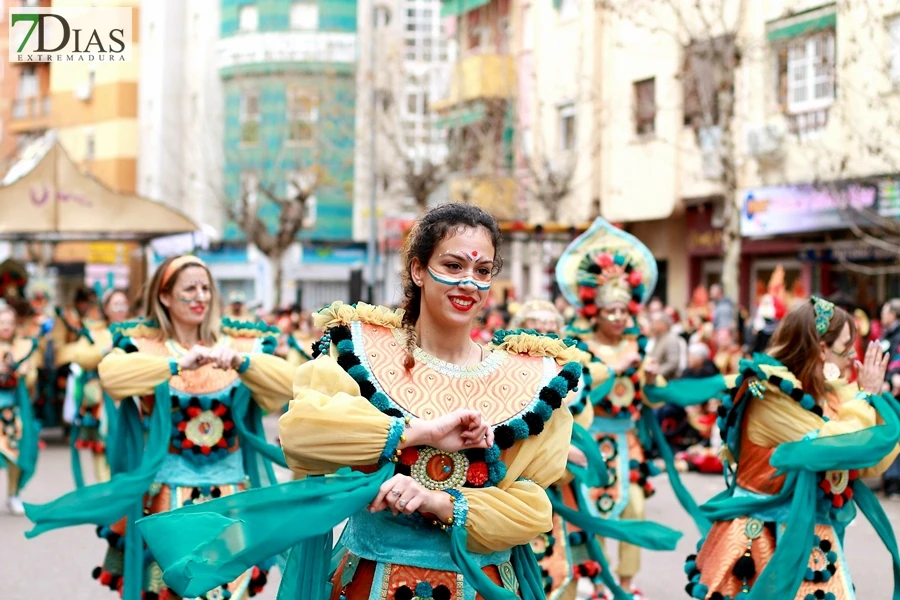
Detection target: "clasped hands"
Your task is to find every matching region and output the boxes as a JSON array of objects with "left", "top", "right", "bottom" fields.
[
  {"left": 177, "top": 345, "right": 243, "bottom": 372},
  {"left": 368, "top": 408, "right": 494, "bottom": 520}
]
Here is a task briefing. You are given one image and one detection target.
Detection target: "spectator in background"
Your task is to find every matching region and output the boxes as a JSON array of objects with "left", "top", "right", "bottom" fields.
[
  {"left": 880, "top": 299, "right": 900, "bottom": 500},
  {"left": 713, "top": 328, "right": 741, "bottom": 375},
  {"left": 709, "top": 283, "right": 736, "bottom": 332},
  {"left": 648, "top": 311, "right": 683, "bottom": 381}
]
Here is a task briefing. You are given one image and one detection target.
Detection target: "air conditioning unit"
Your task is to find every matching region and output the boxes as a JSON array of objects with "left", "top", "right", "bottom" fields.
[
  {"left": 746, "top": 124, "right": 784, "bottom": 158},
  {"left": 698, "top": 126, "right": 723, "bottom": 180},
  {"left": 74, "top": 82, "right": 93, "bottom": 102}
]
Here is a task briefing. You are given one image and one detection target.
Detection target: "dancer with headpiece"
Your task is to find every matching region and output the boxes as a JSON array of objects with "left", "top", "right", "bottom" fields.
[
  {"left": 117, "top": 204, "right": 587, "bottom": 600},
  {"left": 683, "top": 297, "right": 900, "bottom": 599},
  {"left": 24, "top": 254, "right": 296, "bottom": 600},
  {"left": 511, "top": 300, "right": 682, "bottom": 600},
  {"left": 0, "top": 303, "right": 39, "bottom": 515},
  {"left": 56, "top": 288, "right": 133, "bottom": 486},
  {"left": 555, "top": 218, "right": 711, "bottom": 599}
]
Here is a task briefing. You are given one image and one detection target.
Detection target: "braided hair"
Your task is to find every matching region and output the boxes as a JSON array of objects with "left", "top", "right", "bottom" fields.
[{"left": 399, "top": 204, "right": 504, "bottom": 369}]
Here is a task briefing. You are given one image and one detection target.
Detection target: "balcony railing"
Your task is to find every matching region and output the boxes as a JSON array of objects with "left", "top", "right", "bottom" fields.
[
  {"left": 11, "top": 96, "right": 51, "bottom": 121},
  {"left": 432, "top": 54, "right": 516, "bottom": 112}
]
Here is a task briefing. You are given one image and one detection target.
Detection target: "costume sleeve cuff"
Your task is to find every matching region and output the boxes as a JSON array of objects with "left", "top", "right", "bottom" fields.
[
  {"left": 445, "top": 488, "right": 468, "bottom": 530},
  {"left": 236, "top": 354, "right": 251, "bottom": 374},
  {"left": 380, "top": 417, "right": 405, "bottom": 464},
  {"left": 854, "top": 390, "right": 875, "bottom": 405},
  {"left": 168, "top": 358, "right": 180, "bottom": 376}
]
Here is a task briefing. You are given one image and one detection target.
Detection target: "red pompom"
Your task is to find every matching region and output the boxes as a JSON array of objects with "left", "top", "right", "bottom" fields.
[
  {"left": 200, "top": 446, "right": 212, "bottom": 456},
  {"left": 627, "top": 271, "right": 643, "bottom": 287},
  {"left": 217, "top": 438, "right": 228, "bottom": 448},
  {"left": 579, "top": 286, "right": 597, "bottom": 301},
  {"left": 849, "top": 469, "right": 859, "bottom": 480},
  {"left": 832, "top": 494, "right": 845, "bottom": 508},
  {"left": 185, "top": 407, "right": 202, "bottom": 419},
  {"left": 400, "top": 448, "right": 419, "bottom": 466},
  {"left": 628, "top": 300, "right": 641, "bottom": 315},
  {"left": 629, "top": 470, "right": 640, "bottom": 483},
  {"left": 819, "top": 479, "right": 832, "bottom": 494},
  {"left": 467, "top": 462, "right": 490, "bottom": 486},
  {"left": 844, "top": 487, "right": 854, "bottom": 501},
  {"left": 582, "top": 304, "right": 598, "bottom": 318},
  {"left": 597, "top": 253, "right": 614, "bottom": 268},
  {"left": 99, "top": 572, "right": 112, "bottom": 586},
  {"left": 181, "top": 439, "right": 195, "bottom": 449}
]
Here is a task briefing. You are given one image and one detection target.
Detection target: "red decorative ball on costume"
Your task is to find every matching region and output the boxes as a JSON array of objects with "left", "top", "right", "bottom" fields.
[
  {"left": 467, "top": 461, "right": 489, "bottom": 486},
  {"left": 99, "top": 571, "right": 112, "bottom": 586},
  {"left": 597, "top": 253, "right": 614, "bottom": 268},
  {"left": 832, "top": 494, "right": 845, "bottom": 508},
  {"left": 579, "top": 286, "right": 597, "bottom": 301},
  {"left": 628, "top": 300, "right": 641, "bottom": 314},
  {"left": 629, "top": 470, "right": 640, "bottom": 483},
  {"left": 400, "top": 447, "right": 419, "bottom": 466},
  {"left": 583, "top": 304, "right": 598, "bottom": 318},
  {"left": 627, "top": 271, "right": 642, "bottom": 287}
]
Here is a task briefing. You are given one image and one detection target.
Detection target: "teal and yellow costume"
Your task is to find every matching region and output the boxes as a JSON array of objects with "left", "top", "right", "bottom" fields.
[{"left": 23, "top": 317, "right": 294, "bottom": 600}]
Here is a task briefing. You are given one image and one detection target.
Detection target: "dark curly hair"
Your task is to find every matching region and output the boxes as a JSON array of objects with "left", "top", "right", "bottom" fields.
[{"left": 400, "top": 204, "right": 503, "bottom": 368}]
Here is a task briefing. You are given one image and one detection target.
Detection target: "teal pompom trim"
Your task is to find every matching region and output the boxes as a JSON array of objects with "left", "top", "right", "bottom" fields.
[
  {"left": 533, "top": 400, "right": 553, "bottom": 422},
  {"left": 509, "top": 418, "right": 529, "bottom": 440},
  {"left": 347, "top": 365, "right": 369, "bottom": 382},
  {"left": 336, "top": 339, "right": 355, "bottom": 354}
]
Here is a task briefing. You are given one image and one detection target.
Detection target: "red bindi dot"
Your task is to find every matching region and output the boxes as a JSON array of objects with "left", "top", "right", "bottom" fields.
[{"left": 472, "top": 251, "right": 478, "bottom": 257}]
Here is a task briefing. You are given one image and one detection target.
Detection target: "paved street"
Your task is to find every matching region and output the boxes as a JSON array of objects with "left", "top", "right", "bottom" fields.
[{"left": 3, "top": 427, "right": 898, "bottom": 599}]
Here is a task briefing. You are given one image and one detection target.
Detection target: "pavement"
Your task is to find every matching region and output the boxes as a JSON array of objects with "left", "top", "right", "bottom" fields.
[{"left": 3, "top": 428, "right": 898, "bottom": 599}]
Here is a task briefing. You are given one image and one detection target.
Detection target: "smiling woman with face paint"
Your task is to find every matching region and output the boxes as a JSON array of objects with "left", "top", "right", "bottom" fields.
[{"left": 24, "top": 255, "right": 296, "bottom": 600}]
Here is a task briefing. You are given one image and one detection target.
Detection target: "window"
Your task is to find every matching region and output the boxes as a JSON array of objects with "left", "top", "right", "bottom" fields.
[
  {"left": 290, "top": 2, "right": 318, "bottom": 31},
  {"left": 889, "top": 15, "right": 900, "bottom": 86},
  {"left": 240, "top": 171, "right": 259, "bottom": 206},
  {"left": 238, "top": 5, "right": 258, "bottom": 32},
  {"left": 521, "top": 128, "right": 533, "bottom": 158},
  {"left": 786, "top": 32, "right": 834, "bottom": 114},
  {"left": 18, "top": 65, "right": 37, "bottom": 98},
  {"left": 634, "top": 78, "right": 656, "bottom": 136},
  {"left": 559, "top": 0, "right": 578, "bottom": 21},
  {"left": 286, "top": 172, "right": 318, "bottom": 226},
  {"left": 522, "top": 5, "right": 533, "bottom": 51},
  {"left": 85, "top": 130, "right": 95, "bottom": 160},
  {"left": 286, "top": 88, "right": 318, "bottom": 143},
  {"left": 558, "top": 103, "right": 576, "bottom": 151},
  {"left": 240, "top": 90, "right": 260, "bottom": 144}
]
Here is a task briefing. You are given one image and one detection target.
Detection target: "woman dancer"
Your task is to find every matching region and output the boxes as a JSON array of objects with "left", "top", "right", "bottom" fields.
[
  {"left": 25, "top": 255, "right": 295, "bottom": 600},
  {"left": 57, "top": 288, "right": 132, "bottom": 486},
  {"left": 684, "top": 298, "right": 900, "bottom": 599},
  {"left": 136, "top": 204, "right": 585, "bottom": 600},
  {"left": 0, "top": 305, "right": 38, "bottom": 515},
  {"left": 555, "top": 218, "right": 708, "bottom": 599}
]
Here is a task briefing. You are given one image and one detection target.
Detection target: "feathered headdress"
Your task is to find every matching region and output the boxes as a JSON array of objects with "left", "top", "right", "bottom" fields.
[{"left": 555, "top": 218, "right": 658, "bottom": 319}]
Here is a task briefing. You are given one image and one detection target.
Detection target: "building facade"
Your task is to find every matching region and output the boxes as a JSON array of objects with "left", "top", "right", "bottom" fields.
[{"left": 215, "top": 0, "right": 360, "bottom": 311}]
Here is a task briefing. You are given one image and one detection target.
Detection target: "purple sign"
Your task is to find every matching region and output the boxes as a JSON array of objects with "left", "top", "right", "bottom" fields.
[{"left": 741, "top": 184, "right": 876, "bottom": 237}]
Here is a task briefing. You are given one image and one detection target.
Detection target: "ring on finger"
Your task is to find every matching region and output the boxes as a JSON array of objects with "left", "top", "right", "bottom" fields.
[
  {"left": 398, "top": 499, "right": 408, "bottom": 508},
  {"left": 391, "top": 489, "right": 401, "bottom": 497}
]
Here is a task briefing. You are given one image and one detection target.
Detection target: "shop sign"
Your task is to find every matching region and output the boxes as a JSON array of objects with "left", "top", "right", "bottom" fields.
[
  {"left": 687, "top": 228, "right": 722, "bottom": 255},
  {"left": 741, "top": 184, "right": 876, "bottom": 237},
  {"left": 877, "top": 179, "right": 900, "bottom": 217}
]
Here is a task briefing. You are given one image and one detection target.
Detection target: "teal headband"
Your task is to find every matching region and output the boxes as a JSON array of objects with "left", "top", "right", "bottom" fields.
[{"left": 811, "top": 296, "right": 835, "bottom": 336}]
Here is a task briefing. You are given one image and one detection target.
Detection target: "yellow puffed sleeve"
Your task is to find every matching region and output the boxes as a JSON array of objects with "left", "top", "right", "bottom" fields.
[
  {"left": 58, "top": 328, "right": 113, "bottom": 371},
  {"left": 98, "top": 349, "right": 172, "bottom": 400},
  {"left": 460, "top": 405, "right": 572, "bottom": 553},
  {"left": 238, "top": 352, "right": 295, "bottom": 413},
  {"left": 279, "top": 354, "right": 393, "bottom": 477}
]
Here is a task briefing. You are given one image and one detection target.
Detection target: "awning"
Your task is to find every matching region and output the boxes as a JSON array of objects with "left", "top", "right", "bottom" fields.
[
  {"left": 434, "top": 102, "right": 486, "bottom": 128},
  {"left": 767, "top": 6, "right": 836, "bottom": 43},
  {"left": 0, "top": 133, "right": 199, "bottom": 241},
  {"left": 440, "top": 0, "right": 490, "bottom": 18}
]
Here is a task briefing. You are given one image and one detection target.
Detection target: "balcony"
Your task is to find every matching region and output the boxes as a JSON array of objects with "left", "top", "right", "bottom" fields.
[
  {"left": 449, "top": 176, "right": 517, "bottom": 221},
  {"left": 9, "top": 96, "right": 52, "bottom": 133},
  {"left": 432, "top": 54, "right": 516, "bottom": 113}
]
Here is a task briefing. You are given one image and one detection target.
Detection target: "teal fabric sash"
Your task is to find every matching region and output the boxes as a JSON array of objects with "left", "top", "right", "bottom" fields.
[
  {"left": 69, "top": 368, "right": 87, "bottom": 489},
  {"left": 24, "top": 382, "right": 171, "bottom": 537},
  {"left": 567, "top": 422, "right": 609, "bottom": 488},
  {"left": 15, "top": 377, "right": 39, "bottom": 491},
  {"left": 642, "top": 375, "right": 727, "bottom": 408},
  {"left": 641, "top": 405, "right": 711, "bottom": 535}
]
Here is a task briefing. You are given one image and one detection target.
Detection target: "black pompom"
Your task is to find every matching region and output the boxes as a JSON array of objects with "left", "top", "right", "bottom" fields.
[
  {"left": 336, "top": 353, "right": 361, "bottom": 370},
  {"left": 91, "top": 566, "right": 102, "bottom": 580},
  {"left": 384, "top": 408, "right": 404, "bottom": 418},
  {"left": 358, "top": 380, "right": 376, "bottom": 398},
  {"left": 395, "top": 464, "right": 411, "bottom": 477},
  {"left": 107, "top": 532, "right": 122, "bottom": 548},
  {"left": 211, "top": 487, "right": 222, "bottom": 498},
  {"left": 686, "top": 554, "right": 697, "bottom": 562},
  {"left": 494, "top": 424, "right": 516, "bottom": 449},
  {"left": 819, "top": 539, "right": 832, "bottom": 552},
  {"left": 815, "top": 591, "right": 826, "bottom": 600},
  {"left": 523, "top": 412, "right": 545, "bottom": 435},
  {"left": 330, "top": 326, "right": 352, "bottom": 343},
  {"left": 466, "top": 448, "right": 486, "bottom": 462},
  {"left": 586, "top": 263, "right": 602, "bottom": 275},
  {"left": 188, "top": 397, "right": 201, "bottom": 408},
  {"left": 717, "top": 405, "right": 728, "bottom": 417},
  {"left": 813, "top": 570, "right": 824, "bottom": 583},
  {"left": 710, "top": 593, "right": 725, "bottom": 600},
  {"left": 731, "top": 552, "right": 756, "bottom": 581},
  {"left": 145, "top": 593, "right": 160, "bottom": 600},
  {"left": 433, "top": 585, "right": 452, "bottom": 600},
  {"left": 827, "top": 563, "right": 837, "bottom": 575},
  {"left": 559, "top": 369, "right": 579, "bottom": 387},
  {"left": 191, "top": 488, "right": 201, "bottom": 499},
  {"left": 768, "top": 375, "right": 784, "bottom": 388},
  {"left": 685, "top": 582, "right": 696, "bottom": 596},
  {"left": 811, "top": 405, "right": 824, "bottom": 417},
  {"left": 790, "top": 388, "right": 806, "bottom": 403},
  {"left": 394, "top": 586, "right": 414, "bottom": 600},
  {"left": 539, "top": 387, "right": 563, "bottom": 409}
]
